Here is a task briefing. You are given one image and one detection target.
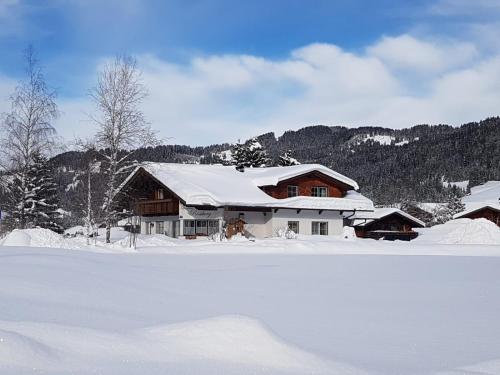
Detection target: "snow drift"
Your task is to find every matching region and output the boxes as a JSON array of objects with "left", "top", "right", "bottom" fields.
[
  {"left": 0, "top": 316, "right": 361, "bottom": 375},
  {"left": 415, "top": 218, "right": 500, "bottom": 245},
  {"left": 0, "top": 228, "right": 79, "bottom": 248}
]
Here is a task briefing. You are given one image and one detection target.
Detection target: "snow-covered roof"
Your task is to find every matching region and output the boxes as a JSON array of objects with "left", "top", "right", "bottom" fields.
[
  {"left": 351, "top": 207, "right": 425, "bottom": 227},
  {"left": 453, "top": 203, "right": 500, "bottom": 219},
  {"left": 121, "top": 163, "right": 372, "bottom": 212},
  {"left": 462, "top": 181, "right": 500, "bottom": 208},
  {"left": 243, "top": 164, "right": 358, "bottom": 190}
]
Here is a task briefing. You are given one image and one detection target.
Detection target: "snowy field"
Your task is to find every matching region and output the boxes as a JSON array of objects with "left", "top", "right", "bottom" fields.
[{"left": 1, "top": 219, "right": 500, "bottom": 375}]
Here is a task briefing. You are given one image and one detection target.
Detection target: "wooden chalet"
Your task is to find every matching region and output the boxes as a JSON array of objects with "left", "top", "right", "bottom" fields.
[
  {"left": 456, "top": 181, "right": 500, "bottom": 227},
  {"left": 454, "top": 204, "right": 500, "bottom": 227},
  {"left": 351, "top": 208, "right": 425, "bottom": 241},
  {"left": 117, "top": 163, "right": 374, "bottom": 239}
]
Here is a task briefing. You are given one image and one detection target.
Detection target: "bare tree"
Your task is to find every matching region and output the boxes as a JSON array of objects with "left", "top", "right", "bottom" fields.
[
  {"left": 0, "top": 46, "right": 59, "bottom": 229},
  {"left": 90, "top": 55, "right": 157, "bottom": 243},
  {"left": 69, "top": 140, "right": 101, "bottom": 245}
]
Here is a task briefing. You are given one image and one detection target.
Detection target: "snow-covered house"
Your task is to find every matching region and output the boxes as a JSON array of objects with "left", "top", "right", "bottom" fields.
[
  {"left": 350, "top": 208, "right": 425, "bottom": 241},
  {"left": 454, "top": 181, "right": 500, "bottom": 226},
  {"left": 118, "top": 163, "right": 374, "bottom": 238}
]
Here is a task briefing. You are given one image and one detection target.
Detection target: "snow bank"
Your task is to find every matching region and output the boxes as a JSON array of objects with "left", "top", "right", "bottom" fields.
[
  {"left": 0, "top": 228, "right": 78, "bottom": 248},
  {"left": 0, "top": 316, "right": 359, "bottom": 375},
  {"left": 416, "top": 218, "right": 500, "bottom": 245}
]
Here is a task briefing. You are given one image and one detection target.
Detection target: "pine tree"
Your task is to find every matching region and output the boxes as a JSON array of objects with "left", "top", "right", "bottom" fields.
[
  {"left": 231, "top": 138, "right": 269, "bottom": 171},
  {"left": 430, "top": 192, "right": 465, "bottom": 226},
  {"left": 4, "top": 168, "right": 35, "bottom": 230},
  {"left": 446, "top": 190, "right": 466, "bottom": 217},
  {"left": 231, "top": 142, "right": 247, "bottom": 172},
  {"left": 26, "top": 153, "right": 63, "bottom": 233},
  {"left": 278, "top": 150, "right": 300, "bottom": 166},
  {"left": 245, "top": 138, "right": 269, "bottom": 168}
]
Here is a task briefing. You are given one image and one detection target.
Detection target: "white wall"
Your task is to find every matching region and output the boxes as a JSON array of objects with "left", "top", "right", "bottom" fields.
[
  {"left": 140, "top": 204, "right": 344, "bottom": 238},
  {"left": 271, "top": 209, "right": 344, "bottom": 236},
  {"left": 179, "top": 205, "right": 224, "bottom": 220},
  {"left": 141, "top": 215, "right": 179, "bottom": 236},
  {"left": 224, "top": 210, "right": 273, "bottom": 238}
]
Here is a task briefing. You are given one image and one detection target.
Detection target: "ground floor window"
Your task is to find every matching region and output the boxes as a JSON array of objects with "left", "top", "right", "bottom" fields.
[
  {"left": 312, "top": 221, "right": 328, "bottom": 235},
  {"left": 184, "top": 219, "right": 219, "bottom": 236},
  {"left": 287, "top": 221, "right": 299, "bottom": 234},
  {"left": 184, "top": 220, "right": 196, "bottom": 236},
  {"left": 208, "top": 220, "right": 219, "bottom": 235}
]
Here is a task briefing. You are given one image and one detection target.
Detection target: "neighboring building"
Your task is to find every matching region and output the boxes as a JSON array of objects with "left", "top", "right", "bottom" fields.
[
  {"left": 117, "top": 163, "right": 374, "bottom": 238},
  {"left": 350, "top": 208, "right": 425, "bottom": 241},
  {"left": 454, "top": 205, "right": 500, "bottom": 227},
  {"left": 454, "top": 181, "right": 500, "bottom": 227}
]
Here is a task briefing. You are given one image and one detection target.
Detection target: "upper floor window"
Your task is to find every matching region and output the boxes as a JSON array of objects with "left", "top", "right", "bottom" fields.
[
  {"left": 287, "top": 185, "right": 298, "bottom": 197},
  {"left": 311, "top": 186, "right": 328, "bottom": 197},
  {"left": 154, "top": 189, "right": 164, "bottom": 200}
]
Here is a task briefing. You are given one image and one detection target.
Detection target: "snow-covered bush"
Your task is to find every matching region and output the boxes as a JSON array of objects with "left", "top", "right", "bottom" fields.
[
  {"left": 208, "top": 232, "right": 227, "bottom": 242},
  {"left": 275, "top": 227, "right": 297, "bottom": 239}
]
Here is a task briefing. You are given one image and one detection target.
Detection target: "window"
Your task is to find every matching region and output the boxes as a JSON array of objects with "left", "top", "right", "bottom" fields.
[
  {"left": 311, "top": 186, "right": 328, "bottom": 197},
  {"left": 196, "top": 220, "right": 208, "bottom": 235},
  {"left": 288, "top": 221, "right": 299, "bottom": 234},
  {"left": 184, "top": 219, "right": 219, "bottom": 236},
  {"left": 312, "top": 221, "right": 328, "bottom": 235},
  {"left": 154, "top": 189, "right": 165, "bottom": 200},
  {"left": 287, "top": 185, "right": 298, "bottom": 197},
  {"left": 208, "top": 220, "right": 219, "bottom": 235},
  {"left": 156, "top": 221, "right": 165, "bottom": 234},
  {"left": 184, "top": 220, "right": 196, "bottom": 236}
]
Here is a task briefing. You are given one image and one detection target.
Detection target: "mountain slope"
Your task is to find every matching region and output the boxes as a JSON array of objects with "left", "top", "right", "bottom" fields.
[{"left": 51, "top": 117, "right": 500, "bottom": 205}]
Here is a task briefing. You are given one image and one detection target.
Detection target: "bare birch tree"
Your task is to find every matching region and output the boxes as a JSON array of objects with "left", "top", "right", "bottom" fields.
[
  {"left": 90, "top": 55, "right": 157, "bottom": 243},
  {"left": 0, "top": 46, "right": 59, "bottom": 229}
]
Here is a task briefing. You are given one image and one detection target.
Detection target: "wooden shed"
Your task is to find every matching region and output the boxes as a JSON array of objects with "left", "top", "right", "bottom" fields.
[
  {"left": 454, "top": 205, "right": 500, "bottom": 227},
  {"left": 351, "top": 208, "right": 425, "bottom": 241}
]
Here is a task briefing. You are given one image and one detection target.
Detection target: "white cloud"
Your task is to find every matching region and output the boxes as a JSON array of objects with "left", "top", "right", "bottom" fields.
[
  {"left": 367, "top": 34, "right": 478, "bottom": 73},
  {"left": 44, "top": 35, "right": 500, "bottom": 146}
]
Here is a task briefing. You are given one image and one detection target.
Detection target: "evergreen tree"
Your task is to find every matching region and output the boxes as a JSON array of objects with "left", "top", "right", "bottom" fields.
[
  {"left": 430, "top": 191, "right": 465, "bottom": 226},
  {"left": 4, "top": 168, "right": 36, "bottom": 230},
  {"left": 245, "top": 138, "right": 269, "bottom": 168},
  {"left": 278, "top": 150, "right": 300, "bottom": 166},
  {"left": 231, "top": 138, "right": 269, "bottom": 171},
  {"left": 445, "top": 190, "right": 466, "bottom": 217},
  {"left": 231, "top": 142, "right": 247, "bottom": 172},
  {"left": 26, "top": 153, "right": 63, "bottom": 233}
]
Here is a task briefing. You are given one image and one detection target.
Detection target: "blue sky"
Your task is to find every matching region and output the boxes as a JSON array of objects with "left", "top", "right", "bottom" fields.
[{"left": 1, "top": 0, "right": 500, "bottom": 145}]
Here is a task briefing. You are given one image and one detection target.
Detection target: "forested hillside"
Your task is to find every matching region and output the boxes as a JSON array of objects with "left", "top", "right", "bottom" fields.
[{"left": 51, "top": 117, "right": 500, "bottom": 216}]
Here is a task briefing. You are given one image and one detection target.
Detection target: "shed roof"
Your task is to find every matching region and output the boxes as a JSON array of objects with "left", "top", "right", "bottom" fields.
[
  {"left": 453, "top": 204, "right": 500, "bottom": 219},
  {"left": 351, "top": 207, "right": 426, "bottom": 228}
]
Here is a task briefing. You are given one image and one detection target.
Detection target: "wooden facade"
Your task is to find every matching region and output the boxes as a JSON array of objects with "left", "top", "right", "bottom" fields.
[
  {"left": 135, "top": 199, "right": 179, "bottom": 216},
  {"left": 260, "top": 171, "right": 349, "bottom": 199},
  {"left": 354, "top": 213, "right": 423, "bottom": 241},
  {"left": 119, "top": 169, "right": 181, "bottom": 217},
  {"left": 457, "top": 206, "right": 500, "bottom": 227}
]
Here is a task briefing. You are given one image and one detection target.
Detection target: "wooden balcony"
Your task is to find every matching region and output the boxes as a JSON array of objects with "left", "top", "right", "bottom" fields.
[{"left": 135, "top": 199, "right": 179, "bottom": 216}]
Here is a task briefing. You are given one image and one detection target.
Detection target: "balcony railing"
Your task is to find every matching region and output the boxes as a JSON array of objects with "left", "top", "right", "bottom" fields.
[{"left": 135, "top": 199, "right": 179, "bottom": 216}]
